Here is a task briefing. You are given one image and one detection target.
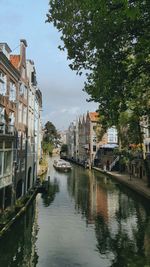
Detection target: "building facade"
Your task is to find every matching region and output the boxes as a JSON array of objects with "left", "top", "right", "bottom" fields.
[{"left": 0, "top": 40, "right": 42, "bottom": 214}]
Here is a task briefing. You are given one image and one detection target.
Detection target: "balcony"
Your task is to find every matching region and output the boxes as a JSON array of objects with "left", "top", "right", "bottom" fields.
[{"left": 0, "top": 123, "right": 15, "bottom": 136}]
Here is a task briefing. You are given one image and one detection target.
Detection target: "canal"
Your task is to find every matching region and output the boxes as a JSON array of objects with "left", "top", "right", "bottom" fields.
[{"left": 0, "top": 157, "right": 150, "bottom": 267}]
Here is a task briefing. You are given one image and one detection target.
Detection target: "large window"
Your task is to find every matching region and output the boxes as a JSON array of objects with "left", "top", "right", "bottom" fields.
[
  {"left": 0, "top": 71, "right": 7, "bottom": 95},
  {"left": 23, "top": 106, "right": 27, "bottom": 124},
  {"left": 0, "top": 141, "right": 13, "bottom": 179},
  {"left": 22, "top": 132, "right": 26, "bottom": 150},
  {"left": 9, "top": 81, "right": 16, "bottom": 101},
  {"left": 4, "top": 151, "right": 12, "bottom": 175},
  {"left": 18, "top": 103, "right": 22, "bottom": 123},
  {"left": 0, "top": 107, "right": 5, "bottom": 134}
]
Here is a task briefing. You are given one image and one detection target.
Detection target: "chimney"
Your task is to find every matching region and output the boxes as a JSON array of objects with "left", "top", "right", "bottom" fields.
[{"left": 20, "top": 39, "right": 27, "bottom": 68}]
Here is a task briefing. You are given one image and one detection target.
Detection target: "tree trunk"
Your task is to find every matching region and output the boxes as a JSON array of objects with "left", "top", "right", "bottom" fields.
[{"left": 138, "top": 121, "right": 150, "bottom": 187}]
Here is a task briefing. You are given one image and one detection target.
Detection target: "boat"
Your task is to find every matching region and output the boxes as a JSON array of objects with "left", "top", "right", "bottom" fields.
[{"left": 53, "top": 159, "right": 72, "bottom": 172}]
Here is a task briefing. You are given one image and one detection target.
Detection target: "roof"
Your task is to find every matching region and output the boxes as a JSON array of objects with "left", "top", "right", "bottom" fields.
[
  {"left": 89, "top": 112, "right": 99, "bottom": 122},
  {"left": 99, "top": 144, "right": 118, "bottom": 149},
  {"left": 10, "top": 55, "right": 20, "bottom": 69},
  {"left": 0, "top": 43, "right": 12, "bottom": 53}
]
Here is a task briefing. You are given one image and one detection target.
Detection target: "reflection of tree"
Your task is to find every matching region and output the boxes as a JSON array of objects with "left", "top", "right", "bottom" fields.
[
  {"left": 67, "top": 167, "right": 91, "bottom": 221},
  {"left": 0, "top": 200, "right": 39, "bottom": 267},
  {"left": 41, "top": 178, "right": 59, "bottom": 207},
  {"left": 95, "top": 189, "right": 150, "bottom": 267},
  {"left": 67, "top": 166, "right": 150, "bottom": 267}
]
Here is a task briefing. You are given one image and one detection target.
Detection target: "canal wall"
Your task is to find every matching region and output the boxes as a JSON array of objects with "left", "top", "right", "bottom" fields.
[
  {"left": 58, "top": 157, "right": 150, "bottom": 201},
  {"left": 93, "top": 167, "right": 150, "bottom": 201},
  {"left": 0, "top": 188, "right": 38, "bottom": 239}
]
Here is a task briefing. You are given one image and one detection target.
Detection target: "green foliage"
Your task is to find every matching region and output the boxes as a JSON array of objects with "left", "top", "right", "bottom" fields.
[
  {"left": 47, "top": 0, "right": 150, "bottom": 132},
  {"left": 60, "top": 144, "right": 68, "bottom": 153},
  {"left": 42, "top": 121, "right": 61, "bottom": 154},
  {"left": 47, "top": 0, "right": 150, "bottom": 183},
  {"left": 42, "top": 141, "right": 54, "bottom": 155}
]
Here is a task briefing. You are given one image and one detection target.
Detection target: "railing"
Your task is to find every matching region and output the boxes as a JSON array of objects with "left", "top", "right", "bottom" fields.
[
  {"left": 109, "top": 156, "right": 120, "bottom": 171},
  {"left": 0, "top": 123, "right": 15, "bottom": 135}
]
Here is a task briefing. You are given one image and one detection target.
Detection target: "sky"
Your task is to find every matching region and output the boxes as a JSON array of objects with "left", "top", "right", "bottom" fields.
[{"left": 0, "top": 0, "right": 98, "bottom": 131}]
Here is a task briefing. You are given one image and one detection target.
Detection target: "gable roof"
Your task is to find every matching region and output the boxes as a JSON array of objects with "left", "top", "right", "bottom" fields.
[
  {"left": 10, "top": 55, "right": 20, "bottom": 69},
  {"left": 89, "top": 112, "right": 99, "bottom": 122}
]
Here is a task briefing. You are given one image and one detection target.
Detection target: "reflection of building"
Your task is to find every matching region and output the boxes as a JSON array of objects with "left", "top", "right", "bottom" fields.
[
  {"left": 89, "top": 175, "right": 119, "bottom": 224},
  {"left": 0, "top": 40, "right": 42, "bottom": 213},
  {"left": 0, "top": 200, "right": 39, "bottom": 266}
]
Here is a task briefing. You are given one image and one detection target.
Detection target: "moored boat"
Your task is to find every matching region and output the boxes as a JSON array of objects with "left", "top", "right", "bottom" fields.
[{"left": 53, "top": 159, "right": 72, "bottom": 172}]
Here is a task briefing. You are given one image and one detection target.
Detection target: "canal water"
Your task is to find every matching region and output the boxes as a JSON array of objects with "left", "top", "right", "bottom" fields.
[{"left": 0, "top": 157, "right": 150, "bottom": 267}]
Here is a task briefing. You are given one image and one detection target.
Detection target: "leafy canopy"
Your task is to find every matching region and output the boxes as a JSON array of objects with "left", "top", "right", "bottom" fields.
[{"left": 47, "top": 0, "right": 150, "bottom": 131}]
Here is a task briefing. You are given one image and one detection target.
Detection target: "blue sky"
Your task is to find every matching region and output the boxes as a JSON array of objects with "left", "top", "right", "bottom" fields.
[{"left": 0, "top": 0, "right": 98, "bottom": 130}]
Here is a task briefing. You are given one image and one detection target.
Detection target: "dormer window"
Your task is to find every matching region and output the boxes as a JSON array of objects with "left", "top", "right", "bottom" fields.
[{"left": 0, "top": 71, "right": 7, "bottom": 95}]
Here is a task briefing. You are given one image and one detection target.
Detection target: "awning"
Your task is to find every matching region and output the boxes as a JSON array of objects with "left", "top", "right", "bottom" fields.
[{"left": 99, "top": 144, "right": 118, "bottom": 149}]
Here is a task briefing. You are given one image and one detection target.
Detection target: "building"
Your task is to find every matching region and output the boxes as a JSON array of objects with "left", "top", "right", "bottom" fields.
[
  {"left": 0, "top": 43, "right": 20, "bottom": 211},
  {"left": 35, "top": 89, "right": 42, "bottom": 175},
  {"left": 0, "top": 40, "right": 42, "bottom": 214},
  {"left": 66, "top": 111, "right": 118, "bottom": 168},
  {"left": 10, "top": 40, "right": 29, "bottom": 198}
]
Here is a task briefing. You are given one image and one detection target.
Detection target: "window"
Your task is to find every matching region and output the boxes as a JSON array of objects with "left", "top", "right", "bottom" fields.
[
  {"left": 22, "top": 132, "right": 26, "bottom": 150},
  {"left": 0, "top": 141, "right": 13, "bottom": 184},
  {"left": 0, "top": 107, "right": 5, "bottom": 133},
  {"left": 4, "top": 151, "right": 12, "bottom": 175},
  {"left": 19, "top": 84, "right": 24, "bottom": 96},
  {"left": 9, "top": 81, "right": 16, "bottom": 101},
  {"left": 5, "top": 141, "right": 12, "bottom": 149},
  {"left": 93, "top": 145, "right": 96, "bottom": 152},
  {"left": 24, "top": 86, "right": 27, "bottom": 99},
  {"left": 19, "top": 84, "right": 27, "bottom": 99},
  {"left": 108, "top": 134, "right": 114, "bottom": 143},
  {"left": 0, "top": 71, "right": 7, "bottom": 95},
  {"left": 21, "top": 158, "right": 25, "bottom": 170},
  {"left": 23, "top": 106, "right": 27, "bottom": 124},
  {"left": 17, "top": 131, "right": 21, "bottom": 150},
  {"left": 18, "top": 103, "right": 22, "bottom": 123}
]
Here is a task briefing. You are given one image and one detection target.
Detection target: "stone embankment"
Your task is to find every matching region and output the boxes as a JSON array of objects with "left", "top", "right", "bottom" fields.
[{"left": 93, "top": 167, "right": 150, "bottom": 201}]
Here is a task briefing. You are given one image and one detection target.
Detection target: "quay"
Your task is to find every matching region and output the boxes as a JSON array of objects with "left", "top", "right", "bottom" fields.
[
  {"left": 63, "top": 157, "right": 150, "bottom": 201},
  {"left": 93, "top": 167, "right": 150, "bottom": 201}
]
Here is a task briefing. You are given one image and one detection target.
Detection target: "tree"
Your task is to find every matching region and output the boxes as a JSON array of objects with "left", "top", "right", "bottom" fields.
[
  {"left": 42, "top": 121, "right": 60, "bottom": 155},
  {"left": 47, "top": 0, "right": 150, "bottom": 185},
  {"left": 43, "top": 121, "right": 60, "bottom": 147},
  {"left": 60, "top": 144, "right": 68, "bottom": 153}
]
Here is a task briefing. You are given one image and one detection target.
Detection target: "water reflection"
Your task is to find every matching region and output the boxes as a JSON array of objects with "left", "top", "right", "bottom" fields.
[
  {"left": 0, "top": 161, "right": 149, "bottom": 267},
  {"left": 41, "top": 178, "right": 59, "bottom": 207},
  {"left": 0, "top": 200, "right": 38, "bottom": 267},
  {"left": 67, "top": 167, "right": 150, "bottom": 267}
]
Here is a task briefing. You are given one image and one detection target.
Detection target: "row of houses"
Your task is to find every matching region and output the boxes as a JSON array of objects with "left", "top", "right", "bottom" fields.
[
  {"left": 65, "top": 111, "right": 150, "bottom": 182},
  {"left": 0, "top": 40, "right": 42, "bottom": 212},
  {"left": 66, "top": 112, "right": 118, "bottom": 169}
]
